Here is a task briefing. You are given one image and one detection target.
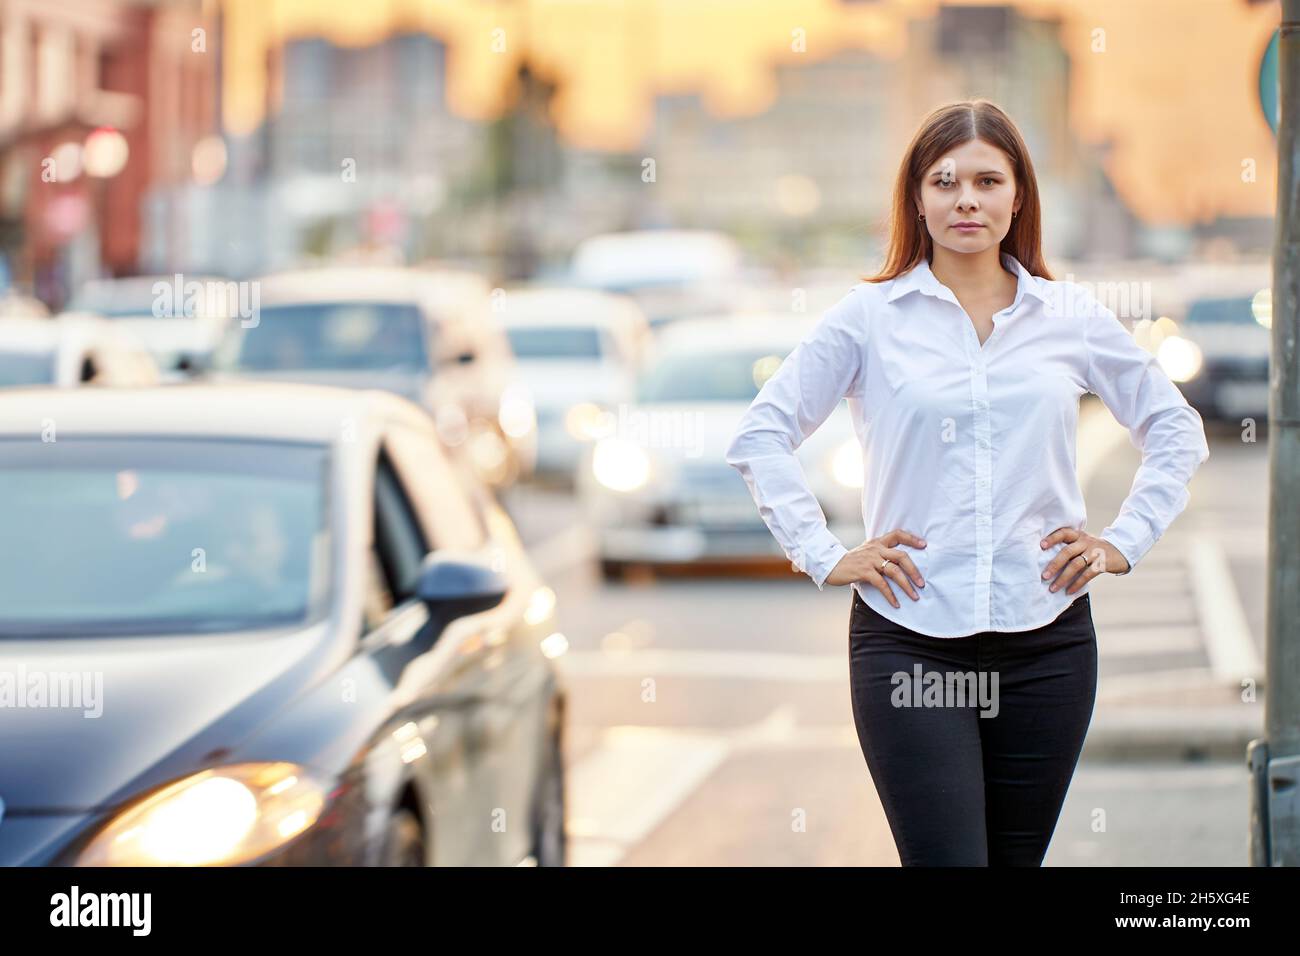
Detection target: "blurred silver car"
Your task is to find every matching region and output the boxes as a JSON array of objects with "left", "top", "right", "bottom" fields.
[
  {"left": 65, "top": 274, "right": 235, "bottom": 379},
  {"left": 209, "top": 266, "right": 537, "bottom": 488},
  {"left": 575, "top": 314, "right": 862, "bottom": 580},
  {"left": 0, "top": 316, "right": 159, "bottom": 388},
  {"left": 496, "top": 286, "right": 649, "bottom": 484},
  {"left": 1149, "top": 274, "right": 1268, "bottom": 421}
]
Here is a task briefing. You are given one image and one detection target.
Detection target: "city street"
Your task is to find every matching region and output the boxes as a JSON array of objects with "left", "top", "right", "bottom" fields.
[{"left": 503, "top": 399, "right": 1266, "bottom": 866}]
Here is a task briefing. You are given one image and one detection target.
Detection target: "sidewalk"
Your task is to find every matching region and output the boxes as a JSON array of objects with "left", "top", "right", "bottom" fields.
[{"left": 1084, "top": 680, "right": 1263, "bottom": 762}]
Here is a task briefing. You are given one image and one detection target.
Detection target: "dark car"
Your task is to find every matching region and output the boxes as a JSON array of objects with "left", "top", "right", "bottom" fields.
[{"left": 0, "top": 383, "right": 566, "bottom": 866}]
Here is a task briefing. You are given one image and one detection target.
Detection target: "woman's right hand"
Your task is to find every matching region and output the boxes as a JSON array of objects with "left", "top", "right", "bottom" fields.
[{"left": 825, "top": 529, "right": 927, "bottom": 607}]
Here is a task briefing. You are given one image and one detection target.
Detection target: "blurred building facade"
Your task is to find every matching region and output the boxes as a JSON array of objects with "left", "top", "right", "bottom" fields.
[
  {"left": 0, "top": 0, "right": 218, "bottom": 309},
  {"left": 0, "top": 0, "right": 1276, "bottom": 306}
]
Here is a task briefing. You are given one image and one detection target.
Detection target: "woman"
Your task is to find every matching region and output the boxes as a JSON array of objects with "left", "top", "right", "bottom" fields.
[{"left": 724, "top": 100, "right": 1210, "bottom": 866}]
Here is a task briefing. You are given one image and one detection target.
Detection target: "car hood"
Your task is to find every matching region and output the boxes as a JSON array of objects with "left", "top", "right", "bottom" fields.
[
  {"left": 0, "top": 622, "right": 331, "bottom": 811},
  {"left": 1180, "top": 323, "right": 1270, "bottom": 360},
  {"left": 625, "top": 400, "right": 856, "bottom": 478},
  {"left": 108, "top": 318, "right": 217, "bottom": 355},
  {"left": 515, "top": 360, "right": 632, "bottom": 408},
  {"left": 206, "top": 368, "right": 428, "bottom": 403}
]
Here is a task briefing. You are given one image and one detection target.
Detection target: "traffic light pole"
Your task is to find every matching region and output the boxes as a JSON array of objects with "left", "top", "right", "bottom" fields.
[{"left": 1250, "top": 0, "right": 1300, "bottom": 867}]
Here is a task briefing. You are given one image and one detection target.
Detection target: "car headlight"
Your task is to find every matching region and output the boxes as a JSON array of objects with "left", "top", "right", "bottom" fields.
[
  {"left": 829, "top": 438, "right": 864, "bottom": 488},
  {"left": 76, "top": 762, "right": 330, "bottom": 866},
  {"left": 565, "top": 403, "right": 615, "bottom": 441},
  {"left": 499, "top": 384, "right": 536, "bottom": 439},
  {"left": 592, "top": 438, "right": 651, "bottom": 492},
  {"left": 1156, "top": 336, "right": 1203, "bottom": 382}
]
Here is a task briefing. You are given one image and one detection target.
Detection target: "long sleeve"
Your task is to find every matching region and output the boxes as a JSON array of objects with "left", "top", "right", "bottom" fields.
[
  {"left": 1083, "top": 297, "right": 1211, "bottom": 574},
  {"left": 724, "top": 289, "right": 866, "bottom": 590}
]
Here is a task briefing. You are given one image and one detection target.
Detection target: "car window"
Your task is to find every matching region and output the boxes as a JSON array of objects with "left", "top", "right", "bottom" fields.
[
  {"left": 0, "top": 437, "right": 332, "bottom": 636},
  {"left": 384, "top": 423, "right": 488, "bottom": 551},
  {"left": 636, "top": 348, "right": 786, "bottom": 403},
  {"left": 214, "top": 301, "right": 430, "bottom": 372},
  {"left": 363, "top": 547, "right": 395, "bottom": 633},
  {"left": 0, "top": 350, "right": 56, "bottom": 386},
  {"left": 373, "top": 450, "right": 428, "bottom": 602},
  {"left": 505, "top": 325, "right": 605, "bottom": 360},
  {"left": 1184, "top": 296, "right": 1260, "bottom": 325}
]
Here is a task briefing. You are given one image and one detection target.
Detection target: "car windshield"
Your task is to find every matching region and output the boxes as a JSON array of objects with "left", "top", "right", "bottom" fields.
[
  {"left": 214, "top": 302, "right": 428, "bottom": 372},
  {"left": 0, "top": 350, "right": 55, "bottom": 386},
  {"left": 636, "top": 348, "right": 787, "bottom": 402},
  {"left": 0, "top": 438, "right": 331, "bottom": 636},
  {"left": 506, "top": 325, "right": 605, "bottom": 359},
  {"left": 1184, "top": 296, "right": 1258, "bottom": 324}
]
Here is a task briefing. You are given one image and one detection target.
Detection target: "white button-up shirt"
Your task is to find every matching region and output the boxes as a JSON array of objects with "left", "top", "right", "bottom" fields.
[{"left": 724, "top": 252, "right": 1211, "bottom": 638}]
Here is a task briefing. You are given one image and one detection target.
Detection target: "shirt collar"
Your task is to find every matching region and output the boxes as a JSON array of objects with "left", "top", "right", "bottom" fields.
[{"left": 885, "top": 252, "right": 1049, "bottom": 309}]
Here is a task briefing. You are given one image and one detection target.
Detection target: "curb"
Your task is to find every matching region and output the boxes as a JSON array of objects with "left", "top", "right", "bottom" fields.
[{"left": 1082, "top": 706, "right": 1264, "bottom": 762}]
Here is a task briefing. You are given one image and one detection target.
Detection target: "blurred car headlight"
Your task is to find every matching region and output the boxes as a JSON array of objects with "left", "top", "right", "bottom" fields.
[
  {"left": 76, "top": 762, "right": 329, "bottom": 866},
  {"left": 1252, "top": 287, "right": 1271, "bottom": 329},
  {"left": 592, "top": 438, "right": 651, "bottom": 492},
  {"left": 1156, "top": 336, "right": 1203, "bottom": 383},
  {"left": 499, "top": 384, "right": 536, "bottom": 439},
  {"left": 565, "top": 403, "right": 615, "bottom": 441},
  {"left": 829, "top": 438, "right": 864, "bottom": 488}
]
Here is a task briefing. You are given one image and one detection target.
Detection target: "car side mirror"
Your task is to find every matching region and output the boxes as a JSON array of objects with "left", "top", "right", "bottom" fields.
[{"left": 414, "top": 552, "right": 507, "bottom": 619}]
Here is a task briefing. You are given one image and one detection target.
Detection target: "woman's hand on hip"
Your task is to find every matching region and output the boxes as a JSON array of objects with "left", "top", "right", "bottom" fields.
[
  {"left": 1041, "top": 527, "right": 1130, "bottom": 594},
  {"left": 825, "top": 529, "right": 927, "bottom": 607}
]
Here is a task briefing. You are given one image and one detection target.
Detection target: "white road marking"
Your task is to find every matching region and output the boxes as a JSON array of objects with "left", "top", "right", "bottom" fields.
[
  {"left": 555, "top": 648, "right": 846, "bottom": 681},
  {"left": 1187, "top": 532, "right": 1264, "bottom": 683},
  {"left": 1092, "top": 666, "right": 1229, "bottom": 703},
  {"left": 1094, "top": 625, "right": 1202, "bottom": 656},
  {"left": 566, "top": 725, "right": 731, "bottom": 867}
]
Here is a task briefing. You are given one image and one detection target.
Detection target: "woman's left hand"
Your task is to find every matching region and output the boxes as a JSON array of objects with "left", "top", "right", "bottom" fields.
[{"left": 1040, "top": 527, "right": 1130, "bottom": 594}]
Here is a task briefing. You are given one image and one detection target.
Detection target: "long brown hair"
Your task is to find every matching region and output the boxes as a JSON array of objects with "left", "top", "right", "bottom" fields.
[{"left": 861, "top": 100, "right": 1053, "bottom": 283}]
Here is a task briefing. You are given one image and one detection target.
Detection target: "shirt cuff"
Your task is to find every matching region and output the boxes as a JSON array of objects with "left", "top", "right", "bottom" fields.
[
  {"left": 1099, "top": 515, "right": 1155, "bottom": 575},
  {"left": 797, "top": 531, "right": 850, "bottom": 591}
]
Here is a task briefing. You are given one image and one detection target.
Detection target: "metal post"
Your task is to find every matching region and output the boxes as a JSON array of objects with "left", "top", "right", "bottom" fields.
[{"left": 1253, "top": 0, "right": 1300, "bottom": 866}]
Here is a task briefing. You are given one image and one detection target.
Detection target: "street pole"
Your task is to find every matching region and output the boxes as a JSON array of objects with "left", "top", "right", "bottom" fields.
[{"left": 1250, "top": 0, "right": 1300, "bottom": 866}]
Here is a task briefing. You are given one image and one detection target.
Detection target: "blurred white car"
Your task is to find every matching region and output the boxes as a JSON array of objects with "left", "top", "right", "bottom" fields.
[
  {"left": 209, "top": 266, "right": 536, "bottom": 487},
  {"left": 65, "top": 275, "right": 235, "bottom": 379},
  {"left": 0, "top": 316, "right": 159, "bottom": 388},
  {"left": 569, "top": 229, "right": 747, "bottom": 328},
  {"left": 575, "top": 313, "right": 863, "bottom": 580},
  {"left": 496, "top": 286, "right": 649, "bottom": 483}
]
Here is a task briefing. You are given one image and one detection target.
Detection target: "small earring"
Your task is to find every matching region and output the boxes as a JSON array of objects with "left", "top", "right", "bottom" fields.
[{"left": 917, "top": 213, "right": 925, "bottom": 221}]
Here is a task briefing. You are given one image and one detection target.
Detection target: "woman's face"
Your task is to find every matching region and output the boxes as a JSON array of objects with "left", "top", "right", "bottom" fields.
[{"left": 915, "top": 138, "right": 1020, "bottom": 256}]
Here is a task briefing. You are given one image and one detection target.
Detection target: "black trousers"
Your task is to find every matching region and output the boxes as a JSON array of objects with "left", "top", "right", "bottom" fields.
[{"left": 848, "top": 588, "right": 1097, "bottom": 866}]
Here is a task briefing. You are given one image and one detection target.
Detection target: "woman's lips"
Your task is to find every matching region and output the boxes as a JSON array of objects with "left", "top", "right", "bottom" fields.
[{"left": 952, "top": 223, "right": 984, "bottom": 231}]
